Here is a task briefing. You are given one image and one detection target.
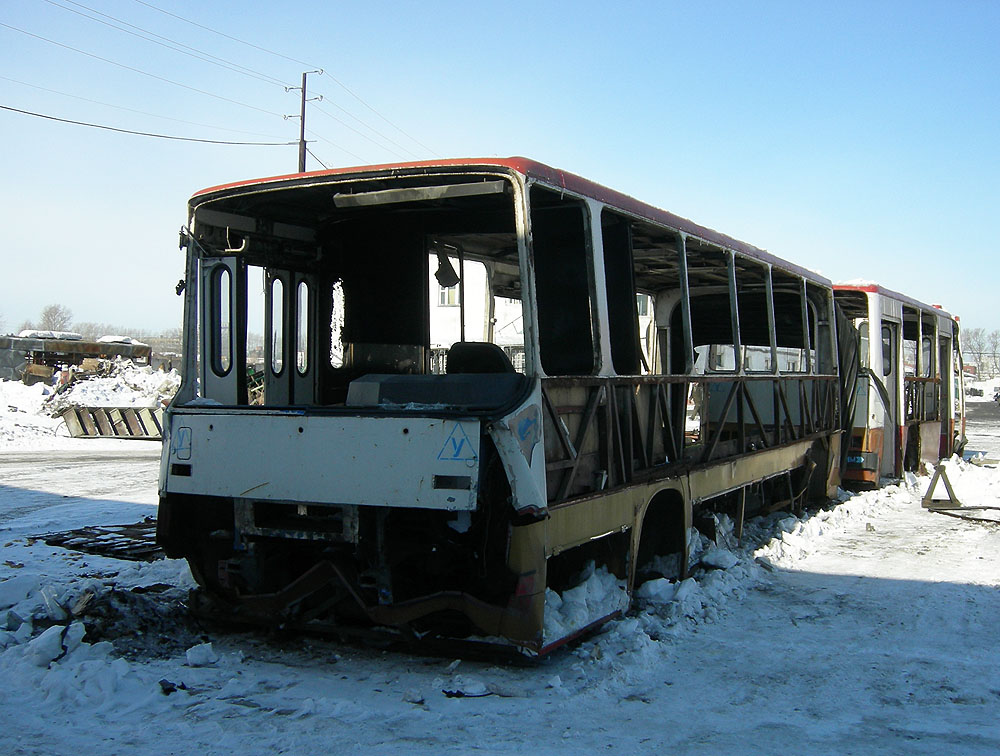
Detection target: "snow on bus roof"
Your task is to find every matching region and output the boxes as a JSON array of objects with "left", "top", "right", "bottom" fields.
[{"left": 191, "top": 157, "right": 830, "bottom": 286}]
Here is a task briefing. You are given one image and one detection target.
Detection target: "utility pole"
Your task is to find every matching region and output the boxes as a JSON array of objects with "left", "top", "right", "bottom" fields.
[
  {"left": 286, "top": 70, "right": 323, "bottom": 172},
  {"left": 297, "top": 70, "right": 308, "bottom": 172}
]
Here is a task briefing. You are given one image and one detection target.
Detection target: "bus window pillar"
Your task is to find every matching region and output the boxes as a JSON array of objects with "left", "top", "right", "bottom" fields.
[
  {"left": 798, "top": 277, "right": 811, "bottom": 374},
  {"left": 678, "top": 234, "right": 694, "bottom": 374},
  {"left": 586, "top": 199, "right": 615, "bottom": 377},
  {"left": 765, "top": 266, "right": 778, "bottom": 376},
  {"left": 727, "top": 251, "right": 742, "bottom": 374},
  {"left": 515, "top": 179, "right": 541, "bottom": 376}
]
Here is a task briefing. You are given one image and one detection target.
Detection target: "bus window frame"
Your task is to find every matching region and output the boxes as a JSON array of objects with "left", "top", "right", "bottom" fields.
[
  {"left": 210, "top": 265, "right": 233, "bottom": 378},
  {"left": 526, "top": 183, "right": 600, "bottom": 377}
]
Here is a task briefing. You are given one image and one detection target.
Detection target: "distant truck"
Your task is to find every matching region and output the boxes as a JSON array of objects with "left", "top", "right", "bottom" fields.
[{"left": 0, "top": 331, "right": 152, "bottom": 384}]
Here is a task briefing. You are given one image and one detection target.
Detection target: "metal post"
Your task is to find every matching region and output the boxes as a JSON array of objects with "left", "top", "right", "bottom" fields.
[
  {"left": 287, "top": 70, "right": 322, "bottom": 173},
  {"left": 298, "top": 71, "right": 308, "bottom": 173}
]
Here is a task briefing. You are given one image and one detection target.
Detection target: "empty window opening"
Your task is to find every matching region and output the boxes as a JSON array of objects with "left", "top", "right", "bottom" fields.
[
  {"left": 601, "top": 211, "right": 642, "bottom": 375},
  {"left": 530, "top": 186, "right": 595, "bottom": 376},
  {"left": 771, "top": 269, "right": 810, "bottom": 374}
]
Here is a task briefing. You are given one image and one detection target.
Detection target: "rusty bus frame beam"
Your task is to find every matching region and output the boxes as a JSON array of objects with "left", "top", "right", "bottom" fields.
[{"left": 543, "top": 375, "right": 838, "bottom": 505}]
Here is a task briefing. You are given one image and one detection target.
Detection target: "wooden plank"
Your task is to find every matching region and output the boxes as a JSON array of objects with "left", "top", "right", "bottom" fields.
[
  {"left": 109, "top": 409, "right": 128, "bottom": 436},
  {"left": 78, "top": 410, "right": 98, "bottom": 437},
  {"left": 61, "top": 409, "right": 85, "bottom": 437},
  {"left": 138, "top": 408, "right": 162, "bottom": 436},
  {"left": 123, "top": 409, "right": 144, "bottom": 435},
  {"left": 94, "top": 410, "right": 114, "bottom": 436}
]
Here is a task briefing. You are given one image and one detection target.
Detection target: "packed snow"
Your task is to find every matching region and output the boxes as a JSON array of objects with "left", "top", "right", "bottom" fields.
[{"left": 1, "top": 379, "right": 1000, "bottom": 754}]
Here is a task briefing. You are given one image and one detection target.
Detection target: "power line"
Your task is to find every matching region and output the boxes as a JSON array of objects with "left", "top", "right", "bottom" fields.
[
  {"left": 0, "top": 22, "right": 286, "bottom": 119},
  {"left": 319, "top": 71, "right": 441, "bottom": 158},
  {"left": 42, "top": 0, "right": 293, "bottom": 89},
  {"left": 1, "top": 75, "right": 288, "bottom": 139},
  {"left": 311, "top": 91, "right": 422, "bottom": 160},
  {"left": 1, "top": 104, "right": 296, "bottom": 145},
  {"left": 305, "top": 128, "right": 368, "bottom": 164},
  {"left": 130, "top": 0, "right": 440, "bottom": 157},
  {"left": 132, "top": 0, "right": 321, "bottom": 69},
  {"left": 310, "top": 101, "right": 414, "bottom": 162}
]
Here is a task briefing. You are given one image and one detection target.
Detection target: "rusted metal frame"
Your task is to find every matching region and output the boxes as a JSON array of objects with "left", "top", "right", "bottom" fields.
[
  {"left": 795, "top": 380, "right": 806, "bottom": 437},
  {"left": 904, "top": 377, "right": 926, "bottom": 423},
  {"left": 776, "top": 378, "right": 799, "bottom": 442},
  {"left": 741, "top": 379, "right": 771, "bottom": 448},
  {"left": 737, "top": 381, "right": 746, "bottom": 452},
  {"left": 556, "top": 383, "right": 606, "bottom": 503},
  {"left": 644, "top": 383, "right": 659, "bottom": 465},
  {"left": 619, "top": 384, "right": 635, "bottom": 477},
  {"left": 630, "top": 384, "right": 651, "bottom": 470},
  {"left": 824, "top": 378, "right": 835, "bottom": 428},
  {"left": 799, "top": 379, "right": 815, "bottom": 436},
  {"left": 652, "top": 382, "right": 681, "bottom": 463},
  {"left": 607, "top": 383, "right": 630, "bottom": 486},
  {"left": 674, "top": 381, "right": 687, "bottom": 461},
  {"left": 700, "top": 380, "right": 740, "bottom": 464},
  {"left": 603, "top": 384, "right": 619, "bottom": 486},
  {"left": 772, "top": 379, "right": 782, "bottom": 446},
  {"left": 904, "top": 378, "right": 915, "bottom": 422},
  {"left": 828, "top": 378, "right": 838, "bottom": 427},
  {"left": 541, "top": 383, "right": 576, "bottom": 461},
  {"left": 906, "top": 375, "right": 940, "bottom": 422},
  {"left": 930, "top": 376, "right": 942, "bottom": 421},
  {"left": 814, "top": 379, "right": 830, "bottom": 430},
  {"left": 812, "top": 380, "right": 827, "bottom": 432}
]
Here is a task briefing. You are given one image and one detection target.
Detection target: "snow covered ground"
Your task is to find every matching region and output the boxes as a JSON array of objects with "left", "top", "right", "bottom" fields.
[{"left": 2, "top": 379, "right": 1000, "bottom": 755}]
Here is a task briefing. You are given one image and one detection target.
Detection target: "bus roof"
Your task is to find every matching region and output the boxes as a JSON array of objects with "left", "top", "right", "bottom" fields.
[
  {"left": 833, "top": 281, "right": 956, "bottom": 320},
  {"left": 192, "top": 157, "right": 831, "bottom": 286}
]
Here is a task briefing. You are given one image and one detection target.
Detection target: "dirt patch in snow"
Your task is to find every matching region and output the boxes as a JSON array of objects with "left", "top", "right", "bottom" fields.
[{"left": 78, "top": 585, "right": 211, "bottom": 660}]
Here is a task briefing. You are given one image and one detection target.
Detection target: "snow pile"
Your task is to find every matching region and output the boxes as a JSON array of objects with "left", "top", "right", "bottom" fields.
[
  {"left": 572, "top": 472, "right": 984, "bottom": 677},
  {"left": 543, "top": 562, "right": 629, "bottom": 643},
  {"left": 0, "top": 554, "right": 200, "bottom": 723},
  {"left": 43, "top": 360, "right": 180, "bottom": 415},
  {"left": 0, "top": 380, "right": 64, "bottom": 446},
  {"left": 923, "top": 455, "right": 1000, "bottom": 514},
  {"left": 1, "top": 619, "right": 160, "bottom": 716}
]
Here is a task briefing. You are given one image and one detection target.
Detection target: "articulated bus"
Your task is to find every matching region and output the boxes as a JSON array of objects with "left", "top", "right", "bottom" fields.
[
  {"left": 834, "top": 284, "right": 965, "bottom": 486},
  {"left": 157, "top": 157, "right": 852, "bottom": 654}
]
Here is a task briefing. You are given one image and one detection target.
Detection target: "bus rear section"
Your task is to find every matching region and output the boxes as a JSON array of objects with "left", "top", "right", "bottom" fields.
[
  {"left": 834, "top": 284, "right": 965, "bottom": 487},
  {"left": 157, "top": 164, "right": 556, "bottom": 651},
  {"left": 158, "top": 159, "right": 845, "bottom": 654}
]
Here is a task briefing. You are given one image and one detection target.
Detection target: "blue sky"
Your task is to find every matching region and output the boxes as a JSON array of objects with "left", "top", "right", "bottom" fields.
[{"left": 1, "top": 0, "right": 997, "bottom": 333}]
